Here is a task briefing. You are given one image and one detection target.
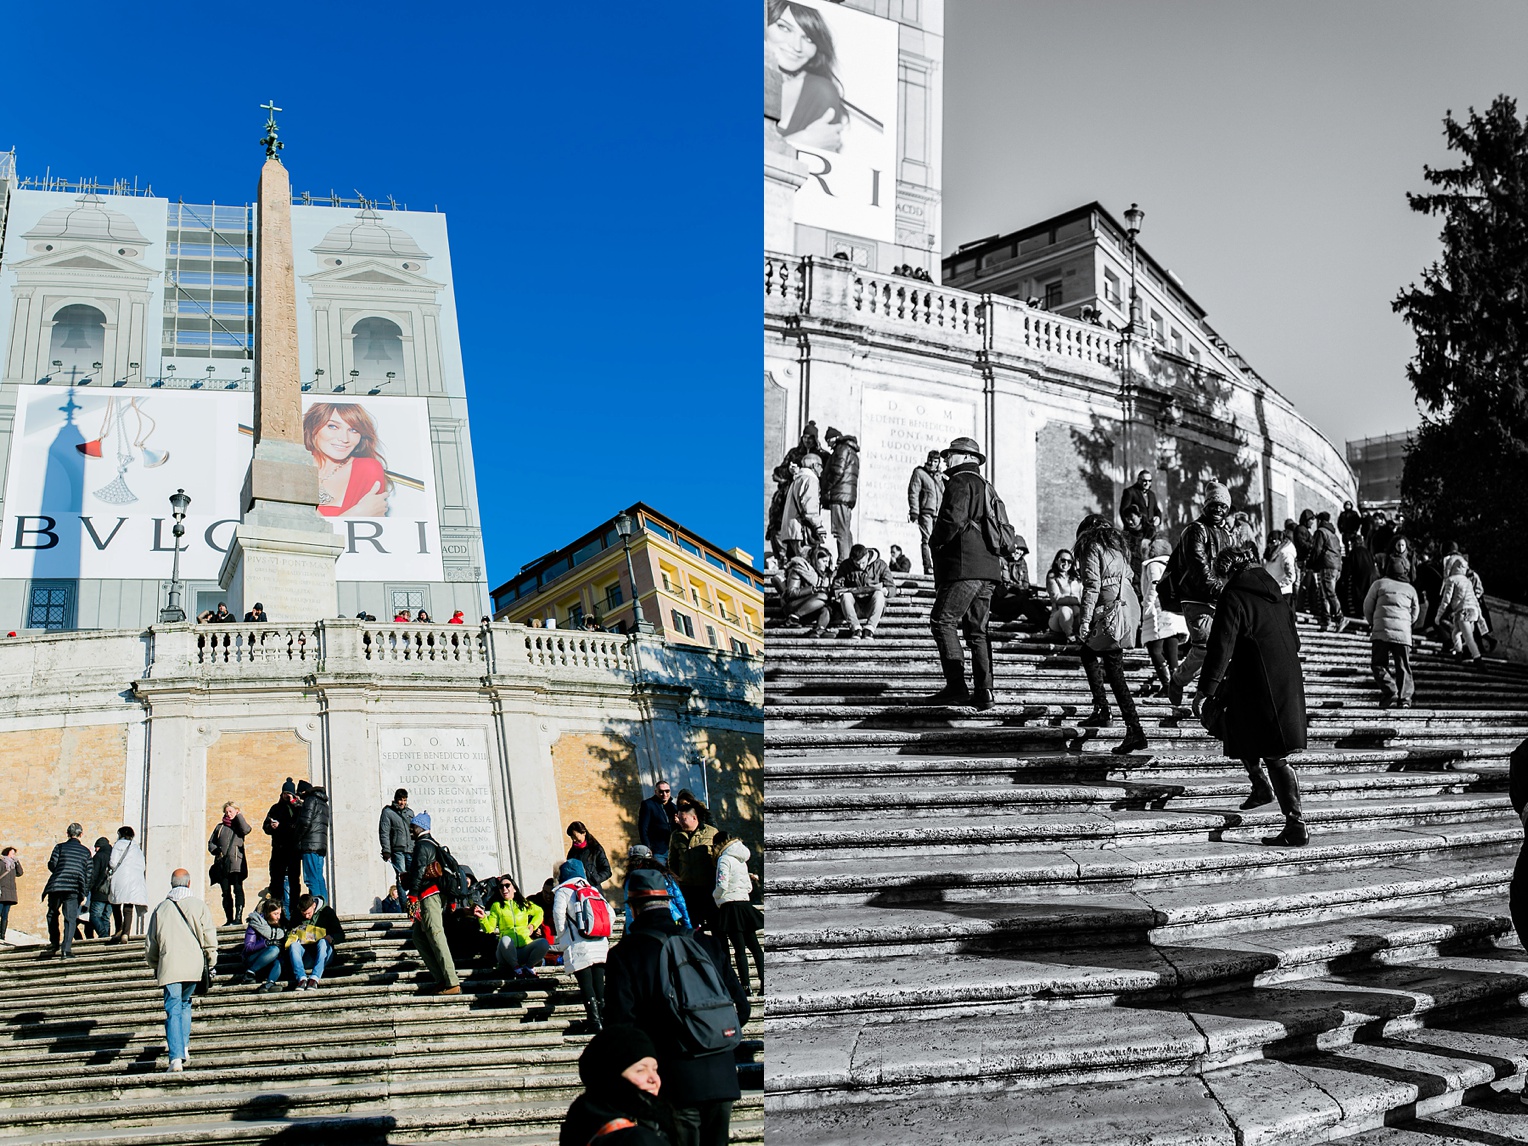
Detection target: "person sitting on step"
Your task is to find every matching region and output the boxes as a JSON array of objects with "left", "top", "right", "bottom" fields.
[
  {"left": 830, "top": 543, "right": 895, "bottom": 640},
  {"left": 283, "top": 893, "right": 345, "bottom": 990},
  {"left": 242, "top": 899, "right": 288, "bottom": 992},
  {"left": 481, "top": 873, "right": 549, "bottom": 981}
]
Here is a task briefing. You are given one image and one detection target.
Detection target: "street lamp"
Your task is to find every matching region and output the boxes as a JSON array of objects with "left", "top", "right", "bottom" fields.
[
  {"left": 1120, "top": 203, "right": 1145, "bottom": 490},
  {"left": 613, "top": 511, "right": 655, "bottom": 634},
  {"left": 1122, "top": 202, "right": 1144, "bottom": 335},
  {"left": 159, "top": 488, "right": 191, "bottom": 623}
]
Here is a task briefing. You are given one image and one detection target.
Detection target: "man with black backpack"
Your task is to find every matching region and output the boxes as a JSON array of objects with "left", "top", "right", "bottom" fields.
[
  {"left": 605, "top": 869, "right": 749, "bottom": 1146},
  {"left": 402, "top": 812, "right": 465, "bottom": 996},
  {"left": 1160, "top": 483, "right": 1234, "bottom": 708},
  {"left": 925, "top": 436, "right": 1013, "bottom": 711}
]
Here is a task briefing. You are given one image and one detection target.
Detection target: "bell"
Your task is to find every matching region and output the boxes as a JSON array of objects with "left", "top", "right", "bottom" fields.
[{"left": 60, "top": 323, "right": 91, "bottom": 349}]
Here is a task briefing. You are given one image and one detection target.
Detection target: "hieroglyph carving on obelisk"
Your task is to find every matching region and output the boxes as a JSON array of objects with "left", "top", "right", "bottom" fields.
[{"left": 219, "top": 102, "right": 344, "bottom": 618}]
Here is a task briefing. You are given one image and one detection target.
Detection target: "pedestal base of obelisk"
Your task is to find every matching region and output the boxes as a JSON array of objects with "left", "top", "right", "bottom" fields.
[{"left": 219, "top": 519, "right": 343, "bottom": 622}]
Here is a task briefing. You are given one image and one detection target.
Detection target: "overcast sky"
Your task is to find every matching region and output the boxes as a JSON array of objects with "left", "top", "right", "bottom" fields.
[{"left": 945, "top": 0, "right": 1528, "bottom": 449}]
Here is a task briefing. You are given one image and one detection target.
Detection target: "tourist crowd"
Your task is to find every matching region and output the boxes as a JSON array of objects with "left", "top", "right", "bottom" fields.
[
  {"left": 3, "top": 775, "right": 759, "bottom": 1146},
  {"left": 766, "top": 423, "right": 1507, "bottom": 853}
]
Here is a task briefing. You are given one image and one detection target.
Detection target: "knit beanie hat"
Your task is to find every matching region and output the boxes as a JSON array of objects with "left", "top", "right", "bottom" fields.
[
  {"left": 578, "top": 1025, "right": 661, "bottom": 1091},
  {"left": 281, "top": 777, "right": 297, "bottom": 796},
  {"left": 412, "top": 811, "right": 431, "bottom": 831},
  {"left": 559, "top": 858, "right": 586, "bottom": 882},
  {"left": 1205, "top": 482, "right": 1231, "bottom": 508}
]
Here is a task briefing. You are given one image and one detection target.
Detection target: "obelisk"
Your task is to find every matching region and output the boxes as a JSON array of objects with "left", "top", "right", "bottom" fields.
[{"left": 219, "top": 103, "right": 343, "bottom": 619}]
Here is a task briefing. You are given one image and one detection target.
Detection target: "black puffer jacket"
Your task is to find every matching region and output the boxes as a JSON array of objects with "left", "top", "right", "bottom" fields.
[
  {"left": 295, "top": 788, "right": 331, "bottom": 856},
  {"left": 823, "top": 437, "right": 860, "bottom": 508},
  {"left": 1176, "top": 517, "right": 1231, "bottom": 605},
  {"left": 42, "top": 839, "right": 93, "bottom": 898}
]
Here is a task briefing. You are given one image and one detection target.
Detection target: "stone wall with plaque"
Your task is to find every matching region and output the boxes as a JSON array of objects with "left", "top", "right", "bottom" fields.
[
  {"left": 379, "top": 726, "right": 500, "bottom": 880},
  {"left": 858, "top": 387, "right": 976, "bottom": 568}
]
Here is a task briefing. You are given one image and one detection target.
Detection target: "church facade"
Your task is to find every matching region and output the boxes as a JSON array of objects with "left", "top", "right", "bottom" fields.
[{"left": 0, "top": 165, "right": 490, "bottom": 630}]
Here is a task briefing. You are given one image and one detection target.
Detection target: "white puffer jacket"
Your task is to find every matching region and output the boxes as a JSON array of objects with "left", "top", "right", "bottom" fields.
[
  {"left": 108, "top": 838, "right": 148, "bottom": 906},
  {"left": 713, "top": 839, "right": 752, "bottom": 906},
  {"left": 551, "top": 878, "right": 609, "bottom": 972}
]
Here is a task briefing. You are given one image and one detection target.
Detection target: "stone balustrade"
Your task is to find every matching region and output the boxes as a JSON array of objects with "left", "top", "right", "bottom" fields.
[
  {"left": 359, "top": 622, "right": 488, "bottom": 666},
  {"left": 522, "top": 630, "right": 635, "bottom": 673},
  {"left": 765, "top": 251, "right": 1121, "bottom": 371},
  {"left": 196, "top": 623, "right": 320, "bottom": 665}
]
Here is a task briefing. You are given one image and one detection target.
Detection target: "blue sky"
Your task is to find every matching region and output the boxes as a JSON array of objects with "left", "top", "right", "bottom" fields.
[
  {"left": 2, "top": 3, "right": 757, "bottom": 588},
  {"left": 947, "top": 1, "right": 1528, "bottom": 451}
]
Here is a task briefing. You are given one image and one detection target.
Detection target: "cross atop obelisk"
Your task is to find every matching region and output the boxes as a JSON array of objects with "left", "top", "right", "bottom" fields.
[
  {"left": 260, "top": 100, "right": 284, "bottom": 160},
  {"left": 219, "top": 102, "right": 343, "bottom": 618}
]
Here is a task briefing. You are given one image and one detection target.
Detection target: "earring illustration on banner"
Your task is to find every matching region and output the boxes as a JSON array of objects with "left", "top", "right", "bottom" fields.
[{"left": 129, "top": 400, "right": 168, "bottom": 468}]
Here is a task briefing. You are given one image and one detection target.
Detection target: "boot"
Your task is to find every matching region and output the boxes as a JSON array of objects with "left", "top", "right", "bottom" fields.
[
  {"left": 1079, "top": 657, "right": 1111, "bottom": 726},
  {"left": 1113, "top": 725, "right": 1148, "bottom": 754},
  {"left": 925, "top": 658, "right": 970, "bottom": 706},
  {"left": 971, "top": 689, "right": 996, "bottom": 711},
  {"left": 583, "top": 999, "right": 604, "bottom": 1033},
  {"left": 1261, "top": 819, "right": 1309, "bottom": 847},
  {"left": 1241, "top": 759, "right": 1275, "bottom": 810}
]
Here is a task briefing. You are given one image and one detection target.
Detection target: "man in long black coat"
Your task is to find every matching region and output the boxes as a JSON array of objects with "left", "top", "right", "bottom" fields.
[
  {"left": 263, "top": 779, "right": 302, "bottom": 918},
  {"left": 926, "top": 436, "right": 1003, "bottom": 710},
  {"left": 1196, "top": 549, "right": 1310, "bottom": 847}
]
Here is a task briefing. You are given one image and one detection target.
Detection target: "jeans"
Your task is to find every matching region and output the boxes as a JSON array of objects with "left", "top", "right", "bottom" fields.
[
  {"left": 269, "top": 854, "right": 301, "bottom": 918},
  {"left": 1244, "top": 757, "right": 1303, "bottom": 821},
  {"left": 246, "top": 944, "right": 284, "bottom": 984},
  {"left": 1173, "top": 603, "right": 1217, "bottom": 697},
  {"left": 917, "top": 513, "right": 936, "bottom": 574},
  {"left": 89, "top": 898, "right": 114, "bottom": 940},
  {"left": 300, "top": 853, "right": 328, "bottom": 903},
  {"left": 288, "top": 937, "right": 332, "bottom": 982},
  {"left": 829, "top": 503, "right": 853, "bottom": 561},
  {"left": 494, "top": 935, "right": 550, "bottom": 971},
  {"left": 1371, "top": 640, "right": 1414, "bottom": 703},
  {"left": 836, "top": 589, "right": 886, "bottom": 634},
  {"left": 930, "top": 579, "right": 996, "bottom": 694},
  {"left": 389, "top": 852, "right": 410, "bottom": 881},
  {"left": 1317, "top": 569, "right": 1342, "bottom": 625},
  {"left": 163, "top": 982, "right": 196, "bottom": 1062},
  {"left": 671, "top": 1099, "right": 735, "bottom": 1146},
  {"left": 0, "top": 901, "right": 9, "bottom": 939},
  {"left": 47, "top": 893, "right": 82, "bottom": 955}
]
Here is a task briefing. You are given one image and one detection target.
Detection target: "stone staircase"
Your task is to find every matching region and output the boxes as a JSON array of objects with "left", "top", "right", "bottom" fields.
[
  {"left": 0, "top": 915, "right": 763, "bottom": 1144},
  {"left": 764, "top": 573, "right": 1528, "bottom": 1144}
]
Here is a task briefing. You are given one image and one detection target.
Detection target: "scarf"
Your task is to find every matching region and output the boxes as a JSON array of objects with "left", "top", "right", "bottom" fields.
[
  {"left": 221, "top": 813, "right": 234, "bottom": 827},
  {"left": 167, "top": 886, "right": 192, "bottom": 901}
]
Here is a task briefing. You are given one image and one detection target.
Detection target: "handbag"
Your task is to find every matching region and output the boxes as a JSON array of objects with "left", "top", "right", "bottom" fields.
[
  {"left": 170, "top": 898, "right": 214, "bottom": 996},
  {"left": 1198, "top": 691, "right": 1230, "bottom": 740},
  {"left": 1085, "top": 569, "right": 1142, "bottom": 652}
]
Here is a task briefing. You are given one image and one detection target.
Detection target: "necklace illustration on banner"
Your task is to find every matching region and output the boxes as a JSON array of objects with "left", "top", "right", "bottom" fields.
[{"left": 75, "top": 397, "right": 171, "bottom": 504}]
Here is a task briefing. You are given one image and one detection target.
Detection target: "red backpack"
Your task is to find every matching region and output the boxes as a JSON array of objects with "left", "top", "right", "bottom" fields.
[{"left": 565, "top": 879, "right": 613, "bottom": 940}]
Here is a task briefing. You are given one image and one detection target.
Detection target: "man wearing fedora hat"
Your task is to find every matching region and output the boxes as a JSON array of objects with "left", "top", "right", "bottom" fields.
[{"left": 925, "top": 436, "right": 1003, "bottom": 710}]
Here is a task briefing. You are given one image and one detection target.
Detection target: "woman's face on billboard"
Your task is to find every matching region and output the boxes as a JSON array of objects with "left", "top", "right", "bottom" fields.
[
  {"left": 314, "top": 413, "right": 361, "bottom": 462},
  {"left": 767, "top": 8, "right": 817, "bottom": 73}
]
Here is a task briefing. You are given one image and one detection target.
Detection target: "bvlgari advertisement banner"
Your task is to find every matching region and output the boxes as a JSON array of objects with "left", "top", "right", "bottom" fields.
[
  {"left": 0, "top": 389, "right": 443, "bottom": 582},
  {"left": 766, "top": 0, "right": 900, "bottom": 242}
]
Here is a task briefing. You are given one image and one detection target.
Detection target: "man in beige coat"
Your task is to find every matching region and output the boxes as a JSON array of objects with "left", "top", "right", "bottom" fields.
[{"left": 143, "top": 869, "right": 218, "bottom": 1072}]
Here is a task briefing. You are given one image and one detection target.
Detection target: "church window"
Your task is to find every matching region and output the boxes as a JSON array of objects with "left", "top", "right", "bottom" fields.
[{"left": 351, "top": 317, "right": 405, "bottom": 386}]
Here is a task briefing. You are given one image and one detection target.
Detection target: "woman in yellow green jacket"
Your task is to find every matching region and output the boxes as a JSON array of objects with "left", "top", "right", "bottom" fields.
[{"left": 480, "top": 874, "right": 549, "bottom": 981}]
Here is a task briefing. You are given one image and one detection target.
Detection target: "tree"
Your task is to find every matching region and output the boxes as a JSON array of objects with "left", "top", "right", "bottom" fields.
[{"left": 1394, "top": 96, "right": 1528, "bottom": 599}]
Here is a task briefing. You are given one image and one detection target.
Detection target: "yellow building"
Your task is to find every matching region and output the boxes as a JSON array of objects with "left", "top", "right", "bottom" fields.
[{"left": 491, "top": 503, "right": 765, "bottom": 657}]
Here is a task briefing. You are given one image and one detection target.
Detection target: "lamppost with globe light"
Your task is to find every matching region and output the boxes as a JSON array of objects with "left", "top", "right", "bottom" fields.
[
  {"left": 1119, "top": 203, "right": 1145, "bottom": 491},
  {"left": 614, "top": 511, "right": 655, "bottom": 634},
  {"left": 159, "top": 489, "right": 191, "bottom": 623}
]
